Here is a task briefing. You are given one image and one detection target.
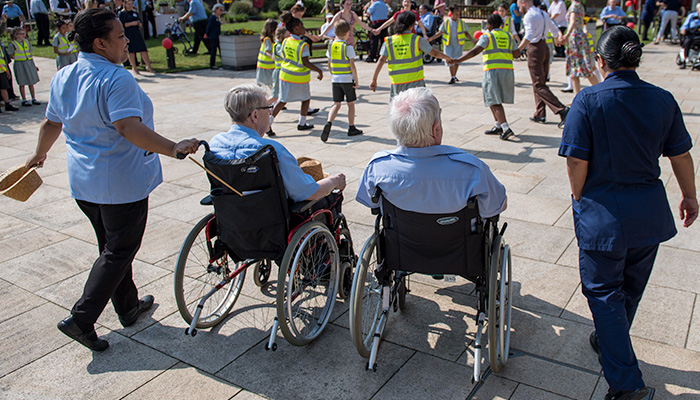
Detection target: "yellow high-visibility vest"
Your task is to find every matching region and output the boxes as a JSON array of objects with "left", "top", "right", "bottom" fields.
[
  {"left": 481, "top": 29, "right": 514, "bottom": 71},
  {"left": 71, "top": 40, "right": 79, "bottom": 53},
  {"left": 11, "top": 40, "right": 32, "bottom": 61},
  {"left": 56, "top": 34, "right": 70, "bottom": 54},
  {"left": 257, "top": 37, "right": 274, "bottom": 70},
  {"left": 443, "top": 19, "right": 468, "bottom": 47},
  {"left": 0, "top": 56, "right": 6, "bottom": 73},
  {"left": 587, "top": 32, "right": 594, "bottom": 53},
  {"left": 329, "top": 40, "right": 351, "bottom": 75},
  {"left": 385, "top": 33, "right": 424, "bottom": 85},
  {"left": 273, "top": 42, "right": 282, "bottom": 69},
  {"left": 545, "top": 31, "right": 554, "bottom": 45},
  {"left": 503, "top": 15, "right": 512, "bottom": 33},
  {"left": 279, "top": 37, "right": 310, "bottom": 84}
]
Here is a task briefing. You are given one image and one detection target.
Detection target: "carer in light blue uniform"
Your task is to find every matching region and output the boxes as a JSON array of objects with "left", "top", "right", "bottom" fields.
[
  {"left": 25, "top": 9, "right": 199, "bottom": 352},
  {"left": 356, "top": 87, "right": 506, "bottom": 218}
]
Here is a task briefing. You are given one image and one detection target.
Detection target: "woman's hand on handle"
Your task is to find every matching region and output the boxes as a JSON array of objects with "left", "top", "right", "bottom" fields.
[{"left": 172, "top": 138, "right": 200, "bottom": 159}]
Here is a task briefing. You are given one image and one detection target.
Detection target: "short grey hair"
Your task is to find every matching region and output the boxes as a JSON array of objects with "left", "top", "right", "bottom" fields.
[
  {"left": 388, "top": 87, "right": 440, "bottom": 148},
  {"left": 224, "top": 84, "right": 268, "bottom": 123},
  {"left": 212, "top": 3, "right": 224, "bottom": 12}
]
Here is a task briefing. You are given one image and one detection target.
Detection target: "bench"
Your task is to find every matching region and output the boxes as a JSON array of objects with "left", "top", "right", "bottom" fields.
[{"left": 305, "top": 27, "right": 330, "bottom": 56}]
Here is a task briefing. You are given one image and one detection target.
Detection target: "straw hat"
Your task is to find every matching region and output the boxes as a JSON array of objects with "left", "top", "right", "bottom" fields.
[
  {"left": 0, "top": 164, "right": 43, "bottom": 202},
  {"left": 297, "top": 157, "right": 328, "bottom": 182}
]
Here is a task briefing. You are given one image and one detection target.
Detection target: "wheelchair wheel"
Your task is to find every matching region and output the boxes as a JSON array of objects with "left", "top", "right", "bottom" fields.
[
  {"left": 252, "top": 259, "right": 272, "bottom": 287},
  {"left": 277, "top": 221, "right": 339, "bottom": 346},
  {"left": 174, "top": 214, "right": 245, "bottom": 328},
  {"left": 337, "top": 227, "right": 355, "bottom": 300},
  {"left": 349, "top": 235, "right": 383, "bottom": 358},
  {"left": 487, "top": 235, "right": 512, "bottom": 372}
]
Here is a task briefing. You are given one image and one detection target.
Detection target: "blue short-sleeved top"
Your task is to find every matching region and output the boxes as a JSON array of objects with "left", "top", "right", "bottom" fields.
[
  {"left": 46, "top": 52, "right": 162, "bottom": 204},
  {"left": 188, "top": 0, "right": 207, "bottom": 23},
  {"left": 209, "top": 124, "right": 319, "bottom": 202},
  {"left": 2, "top": 4, "right": 23, "bottom": 18},
  {"left": 558, "top": 70, "right": 692, "bottom": 251},
  {"left": 510, "top": 3, "right": 522, "bottom": 24},
  {"left": 599, "top": 5, "right": 626, "bottom": 25},
  {"left": 356, "top": 145, "right": 507, "bottom": 218},
  {"left": 367, "top": 0, "right": 388, "bottom": 22}
]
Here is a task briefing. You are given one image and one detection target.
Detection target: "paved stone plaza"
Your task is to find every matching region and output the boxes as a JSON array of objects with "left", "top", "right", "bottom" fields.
[{"left": 0, "top": 43, "right": 698, "bottom": 400}]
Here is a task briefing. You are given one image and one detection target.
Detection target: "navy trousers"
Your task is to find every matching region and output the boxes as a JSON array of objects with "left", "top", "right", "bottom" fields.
[{"left": 579, "top": 244, "right": 659, "bottom": 392}]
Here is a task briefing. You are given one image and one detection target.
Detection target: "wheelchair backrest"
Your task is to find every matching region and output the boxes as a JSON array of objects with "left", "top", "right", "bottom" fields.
[
  {"left": 203, "top": 145, "right": 290, "bottom": 262},
  {"left": 379, "top": 194, "right": 486, "bottom": 279}
]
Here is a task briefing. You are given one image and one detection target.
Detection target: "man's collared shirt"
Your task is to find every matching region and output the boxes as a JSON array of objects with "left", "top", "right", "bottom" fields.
[
  {"left": 367, "top": 0, "right": 388, "bottom": 22},
  {"left": 681, "top": 11, "right": 700, "bottom": 31},
  {"left": 209, "top": 124, "right": 318, "bottom": 202},
  {"left": 548, "top": 0, "right": 567, "bottom": 27},
  {"left": 599, "top": 5, "right": 626, "bottom": 25},
  {"left": 523, "top": 6, "right": 559, "bottom": 43},
  {"left": 2, "top": 4, "right": 24, "bottom": 18},
  {"left": 356, "top": 145, "right": 506, "bottom": 218},
  {"left": 30, "top": 0, "right": 49, "bottom": 15},
  {"left": 188, "top": 0, "right": 207, "bottom": 22}
]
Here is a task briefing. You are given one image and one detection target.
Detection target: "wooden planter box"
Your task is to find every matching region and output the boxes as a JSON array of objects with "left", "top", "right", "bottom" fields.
[{"left": 220, "top": 35, "right": 259, "bottom": 70}]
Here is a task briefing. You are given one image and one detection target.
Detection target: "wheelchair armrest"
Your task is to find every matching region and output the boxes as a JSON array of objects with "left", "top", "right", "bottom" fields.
[
  {"left": 371, "top": 187, "right": 383, "bottom": 204},
  {"left": 371, "top": 207, "right": 380, "bottom": 215},
  {"left": 290, "top": 198, "right": 321, "bottom": 214},
  {"left": 200, "top": 195, "right": 213, "bottom": 206}
]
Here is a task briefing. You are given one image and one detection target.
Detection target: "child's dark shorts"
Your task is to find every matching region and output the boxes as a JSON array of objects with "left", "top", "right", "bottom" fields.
[{"left": 332, "top": 82, "right": 357, "bottom": 102}]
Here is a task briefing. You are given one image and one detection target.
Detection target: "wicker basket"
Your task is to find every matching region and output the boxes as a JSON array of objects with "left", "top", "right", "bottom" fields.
[{"left": 0, "top": 164, "right": 43, "bottom": 202}]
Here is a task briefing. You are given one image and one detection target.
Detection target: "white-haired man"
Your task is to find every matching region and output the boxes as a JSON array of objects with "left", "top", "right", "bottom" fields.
[
  {"left": 210, "top": 84, "right": 346, "bottom": 202},
  {"left": 356, "top": 87, "right": 507, "bottom": 217}
]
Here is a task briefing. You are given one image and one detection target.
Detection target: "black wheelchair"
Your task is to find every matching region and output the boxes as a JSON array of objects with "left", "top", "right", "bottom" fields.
[
  {"left": 348, "top": 188, "right": 512, "bottom": 382},
  {"left": 174, "top": 142, "right": 356, "bottom": 349}
]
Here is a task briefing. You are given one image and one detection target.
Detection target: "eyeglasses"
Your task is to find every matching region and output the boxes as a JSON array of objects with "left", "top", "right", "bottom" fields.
[{"left": 249, "top": 105, "right": 274, "bottom": 116}]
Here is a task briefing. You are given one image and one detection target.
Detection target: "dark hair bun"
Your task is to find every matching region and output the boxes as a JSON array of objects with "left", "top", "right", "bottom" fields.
[{"left": 620, "top": 40, "right": 643, "bottom": 65}]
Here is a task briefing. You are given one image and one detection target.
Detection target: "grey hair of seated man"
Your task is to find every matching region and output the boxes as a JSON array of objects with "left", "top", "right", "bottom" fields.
[
  {"left": 224, "top": 84, "right": 268, "bottom": 123},
  {"left": 388, "top": 87, "right": 441, "bottom": 148}
]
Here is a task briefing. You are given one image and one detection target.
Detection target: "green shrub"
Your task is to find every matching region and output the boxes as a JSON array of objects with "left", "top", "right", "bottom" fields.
[
  {"left": 259, "top": 10, "right": 279, "bottom": 19},
  {"left": 230, "top": 0, "right": 254, "bottom": 15},
  {"left": 231, "top": 13, "right": 249, "bottom": 22},
  {"left": 278, "top": 0, "right": 323, "bottom": 16}
]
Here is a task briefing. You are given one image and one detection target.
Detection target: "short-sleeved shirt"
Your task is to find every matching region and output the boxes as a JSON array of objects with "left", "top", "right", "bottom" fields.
[
  {"left": 681, "top": 11, "right": 700, "bottom": 31},
  {"left": 367, "top": 0, "right": 388, "bottom": 21},
  {"left": 510, "top": 3, "right": 522, "bottom": 24},
  {"left": 326, "top": 40, "right": 356, "bottom": 83},
  {"left": 321, "top": 22, "right": 336, "bottom": 38},
  {"left": 30, "top": 0, "right": 49, "bottom": 15},
  {"left": 548, "top": 0, "right": 567, "bottom": 27},
  {"left": 599, "top": 5, "right": 626, "bottom": 25},
  {"left": 45, "top": 52, "right": 162, "bottom": 204},
  {"left": 187, "top": 0, "right": 207, "bottom": 22},
  {"left": 2, "top": 4, "right": 23, "bottom": 18},
  {"left": 209, "top": 124, "right": 318, "bottom": 202},
  {"left": 417, "top": 12, "right": 434, "bottom": 34},
  {"left": 558, "top": 70, "right": 692, "bottom": 251},
  {"left": 356, "top": 145, "right": 507, "bottom": 218}
]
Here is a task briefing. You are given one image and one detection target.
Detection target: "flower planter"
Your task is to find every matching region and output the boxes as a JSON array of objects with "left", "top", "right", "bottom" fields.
[{"left": 220, "top": 35, "right": 259, "bottom": 70}]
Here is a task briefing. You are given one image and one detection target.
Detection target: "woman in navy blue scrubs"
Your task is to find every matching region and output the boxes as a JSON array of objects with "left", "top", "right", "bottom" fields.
[{"left": 559, "top": 26, "right": 697, "bottom": 400}]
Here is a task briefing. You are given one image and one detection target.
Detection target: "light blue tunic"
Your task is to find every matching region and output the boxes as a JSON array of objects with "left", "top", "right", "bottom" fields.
[
  {"left": 45, "top": 52, "right": 162, "bottom": 204},
  {"left": 356, "top": 145, "right": 506, "bottom": 218}
]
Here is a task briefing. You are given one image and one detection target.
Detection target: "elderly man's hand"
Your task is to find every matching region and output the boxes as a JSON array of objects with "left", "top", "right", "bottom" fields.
[{"left": 331, "top": 173, "right": 346, "bottom": 191}]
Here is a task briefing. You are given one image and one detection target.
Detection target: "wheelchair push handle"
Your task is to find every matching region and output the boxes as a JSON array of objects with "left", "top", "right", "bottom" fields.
[{"left": 176, "top": 140, "right": 210, "bottom": 159}]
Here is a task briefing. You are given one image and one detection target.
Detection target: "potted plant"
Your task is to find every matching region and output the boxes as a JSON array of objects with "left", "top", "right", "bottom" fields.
[{"left": 220, "top": 29, "right": 259, "bottom": 70}]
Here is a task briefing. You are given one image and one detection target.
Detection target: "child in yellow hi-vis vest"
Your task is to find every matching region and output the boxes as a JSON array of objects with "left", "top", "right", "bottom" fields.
[
  {"left": 53, "top": 20, "right": 77, "bottom": 70},
  {"left": 322, "top": 20, "right": 363, "bottom": 142},
  {"left": 429, "top": 6, "right": 475, "bottom": 84},
  {"left": 0, "top": 46, "right": 19, "bottom": 112},
  {"left": 7, "top": 27, "right": 40, "bottom": 107},
  {"left": 452, "top": 14, "right": 520, "bottom": 140},
  {"left": 257, "top": 19, "right": 278, "bottom": 89}
]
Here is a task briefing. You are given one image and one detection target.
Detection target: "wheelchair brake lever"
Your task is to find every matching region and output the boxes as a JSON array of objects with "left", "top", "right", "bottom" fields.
[
  {"left": 499, "top": 222, "right": 508, "bottom": 236},
  {"left": 371, "top": 187, "right": 383, "bottom": 204}
]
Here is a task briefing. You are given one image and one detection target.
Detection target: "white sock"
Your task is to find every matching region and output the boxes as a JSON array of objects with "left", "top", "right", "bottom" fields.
[
  {"left": 501, "top": 122, "right": 510, "bottom": 131},
  {"left": 299, "top": 115, "right": 306, "bottom": 126},
  {"left": 564, "top": 76, "right": 573, "bottom": 90},
  {"left": 494, "top": 122, "right": 501, "bottom": 129}
]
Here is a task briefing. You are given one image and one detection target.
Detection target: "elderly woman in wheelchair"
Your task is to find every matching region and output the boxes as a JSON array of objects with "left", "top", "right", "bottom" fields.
[
  {"left": 350, "top": 87, "right": 513, "bottom": 382},
  {"left": 174, "top": 84, "right": 354, "bottom": 350}
]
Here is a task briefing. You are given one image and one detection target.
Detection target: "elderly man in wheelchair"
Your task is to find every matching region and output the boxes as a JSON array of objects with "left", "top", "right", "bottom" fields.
[
  {"left": 174, "top": 84, "right": 354, "bottom": 350},
  {"left": 349, "top": 87, "right": 512, "bottom": 382}
]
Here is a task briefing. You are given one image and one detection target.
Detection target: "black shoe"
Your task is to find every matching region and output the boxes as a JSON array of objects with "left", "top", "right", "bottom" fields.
[
  {"left": 604, "top": 387, "right": 650, "bottom": 400},
  {"left": 485, "top": 126, "right": 503, "bottom": 135},
  {"left": 118, "top": 295, "right": 154, "bottom": 327},
  {"left": 557, "top": 106, "right": 570, "bottom": 129},
  {"left": 448, "top": 77, "right": 457, "bottom": 84},
  {"left": 22, "top": 100, "right": 31, "bottom": 107},
  {"left": 297, "top": 123, "right": 314, "bottom": 131},
  {"left": 529, "top": 116, "right": 546, "bottom": 124},
  {"left": 5, "top": 103, "right": 19, "bottom": 111},
  {"left": 500, "top": 128, "right": 514, "bottom": 140},
  {"left": 348, "top": 126, "right": 363, "bottom": 136},
  {"left": 679, "top": 63, "right": 686, "bottom": 69},
  {"left": 321, "top": 122, "right": 332, "bottom": 142},
  {"left": 266, "top": 128, "right": 275, "bottom": 137},
  {"left": 32, "top": 99, "right": 40, "bottom": 105},
  {"left": 454, "top": 76, "right": 459, "bottom": 82},
  {"left": 307, "top": 108, "right": 320, "bottom": 116},
  {"left": 57, "top": 316, "right": 109, "bottom": 351},
  {"left": 365, "top": 58, "right": 376, "bottom": 63},
  {"left": 561, "top": 88, "right": 574, "bottom": 93}
]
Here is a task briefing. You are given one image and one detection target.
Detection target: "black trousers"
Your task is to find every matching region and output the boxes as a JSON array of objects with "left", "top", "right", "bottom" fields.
[
  {"left": 369, "top": 20, "right": 387, "bottom": 61},
  {"left": 192, "top": 19, "right": 208, "bottom": 53},
  {"left": 143, "top": 9, "right": 157, "bottom": 39},
  {"left": 208, "top": 36, "right": 219, "bottom": 67},
  {"left": 71, "top": 198, "right": 148, "bottom": 331},
  {"left": 684, "top": 31, "right": 699, "bottom": 59},
  {"left": 35, "top": 13, "right": 51, "bottom": 46}
]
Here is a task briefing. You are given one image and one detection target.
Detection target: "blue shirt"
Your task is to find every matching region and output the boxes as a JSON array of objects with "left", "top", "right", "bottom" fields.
[
  {"left": 2, "top": 4, "right": 24, "bottom": 18},
  {"left": 356, "top": 145, "right": 506, "bottom": 218},
  {"left": 510, "top": 3, "right": 522, "bottom": 24},
  {"left": 367, "top": 0, "right": 388, "bottom": 22},
  {"left": 681, "top": 11, "right": 700, "bottom": 32},
  {"left": 45, "top": 52, "right": 162, "bottom": 204},
  {"left": 30, "top": 0, "right": 49, "bottom": 15},
  {"left": 209, "top": 124, "right": 319, "bottom": 202},
  {"left": 559, "top": 70, "right": 692, "bottom": 252},
  {"left": 188, "top": 0, "right": 207, "bottom": 22},
  {"left": 599, "top": 6, "right": 626, "bottom": 25},
  {"left": 416, "top": 12, "right": 434, "bottom": 34}
]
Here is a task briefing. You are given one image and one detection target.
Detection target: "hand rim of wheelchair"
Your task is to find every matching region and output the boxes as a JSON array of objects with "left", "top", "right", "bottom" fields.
[
  {"left": 174, "top": 213, "right": 246, "bottom": 328},
  {"left": 487, "top": 235, "right": 512, "bottom": 373},
  {"left": 276, "top": 221, "right": 339, "bottom": 346},
  {"left": 349, "top": 234, "right": 383, "bottom": 358}
]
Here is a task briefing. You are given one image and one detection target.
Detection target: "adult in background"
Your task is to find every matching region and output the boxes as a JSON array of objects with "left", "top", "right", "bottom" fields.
[
  {"left": 178, "top": 0, "right": 207, "bottom": 54},
  {"left": 640, "top": 0, "right": 658, "bottom": 40},
  {"left": 560, "top": 26, "right": 697, "bottom": 400},
  {"left": 320, "top": 0, "right": 375, "bottom": 47},
  {"left": 2, "top": 0, "right": 24, "bottom": 27},
  {"left": 517, "top": 0, "right": 568, "bottom": 128},
  {"left": 416, "top": 4, "right": 435, "bottom": 36},
  {"left": 600, "top": 0, "right": 626, "bottom": 30},
  {"left": 50, "top": 0, "right": 73, "bottom": 19},
  {"left": 204, "top": 3, "right": 222, "bottom": 69},
  {"left": 31, "top": 0, "right": 52, "bottom": 46},
  {"left": 142, "top": 0, "right": 156, "bottom": 39},
  {"left": 25, "top": 8, "right": 199, "bottom": 351},
  {"left": 548, "top": 0, "right": 567, "bottom": 57},
  {"left": 679, "top": 3, "right": 700, "bottom": 69},
  {"left": 119, "top": 0, "right": 155, "bottom": 74},
  {"left": 654, "top": 0, "right": 682, "bottom": 44},
  {"left": 365, "top": 0, "right": 389, "bottom": 62},
  {"left": 433, "top": 0, "right": 444, "bottom": 16},
  {"left": 373, "top": 0, "right": 429, "bottom": 38},
  {"left": 509, "top": 0, "right": 522, "bottom": 39},
  {"left": 560, "top": 0, "right": 598, "bottom": 95}
]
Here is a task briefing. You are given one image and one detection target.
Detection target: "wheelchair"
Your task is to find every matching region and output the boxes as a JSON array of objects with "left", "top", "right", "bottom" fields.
[
  {"left": 676, "top": 31, "right": 700, "bottom": 70},
  {"left": 348, "top": 188, "right": 512, "bottom": 383},
  {"left": 174, "top": 142, "right": 356, "bottom": 349}
]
